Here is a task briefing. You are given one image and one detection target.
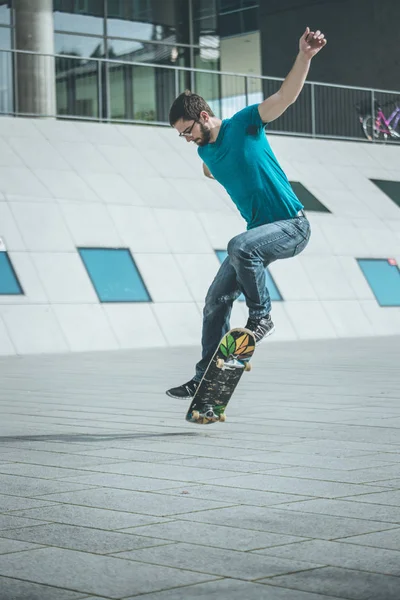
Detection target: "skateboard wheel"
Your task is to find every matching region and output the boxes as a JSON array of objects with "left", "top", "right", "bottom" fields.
[
  {"left": 192, "top": 410, "right": 200, "bottom": 420},
  {"left": 219, "top": 413, "right": 226, "bottom": 422},
  {"left": 244, "top": 362, "right": 252, "bottom": 372},
  {"left": 216, "top": 358, "right": 225, "bottom": 369}
]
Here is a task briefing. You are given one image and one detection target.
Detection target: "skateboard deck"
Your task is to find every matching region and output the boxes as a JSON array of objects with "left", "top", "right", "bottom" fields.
[{"left": 185, "top": 328, "right": 255, "bottom": 425}]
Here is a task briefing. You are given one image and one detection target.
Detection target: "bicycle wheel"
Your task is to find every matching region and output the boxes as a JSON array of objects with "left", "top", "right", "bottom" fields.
[{"left": 362, "top": 115, "right": 387, "bottom": 141}]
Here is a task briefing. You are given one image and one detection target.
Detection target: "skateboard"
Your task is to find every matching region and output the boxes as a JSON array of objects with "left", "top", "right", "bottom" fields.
[{"left": 185, "top": 328, "right": 255, "bottom": 425}]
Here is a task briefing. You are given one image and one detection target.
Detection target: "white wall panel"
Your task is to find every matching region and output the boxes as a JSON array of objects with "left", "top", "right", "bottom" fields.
[
  {"left": 104, "top": 304, "right": 166, "bottom": 348},
  {"left": 154, "top": 209, "right": 213, "bottom": 253},
  {"left": 0, "top": 305, "right": 69, "bottom": 354},
  {"left": 0, "top": 315, "right": 16, "bottom": 355},
  {"left": 197, "top": 212, "right": 245, "bottom": 249},
  {"left": 31, "top": 253, "right": 98, "bottom": 303},
  {"left": 300, "top": 256, "right": 357, "bottom": 300},
  {"left": 59, "top": 202, "right": 122, "bottom": 247},
  {"left": 285, "top": 301, "right": 337, "bottom": 339},
  {"left": 33, "top": 169, "right": 100, "bottom": 201},
  {"left": 52, "top": 305, "right": 119, "bottom": 352},
  {"left": 9, "top": 202, "right": 75, "bottom": 251},
  {"left": 108, "top": 205, "right": 169, "bottom": 253},
  {"left": 0, "top": 117, "right": 399, "bottom": 356},
  {"left": 134, "top": 254, "right": 193, "bottom": 302},
  {"left": 79, "top": 172, "right": 144, "bottom": 205},
  {"left": 175, "top": 254, "right": 221, "bottom": 302},
  {"left": 0, "top": 166, "right": 51, "bottom": 197},
  {"left": 97, "top": 144, "right": 158, "bottom": 178},
  {"left": 0, "top": 203, "right": 26, "bottom": 250},
  {"left": 0, "top": 138, "right": 24, "bottom": 167},
  {"left": 322, "top": 301, "right": 373, "bottom": 337},
  {"left": 360, "top": 301, "right": 400, "bottom": 335},
  {"left": 269, "top": 257, "right": 317, "bottom": 300},
  {"left": 8, "top": 136, "right": 70, "bottom": 171},
  {"left": 152, "top": 303, "right": 202, "bottom": 346},
  {"left": 52, "top": 141, "right": 114, "bottom": 173}
]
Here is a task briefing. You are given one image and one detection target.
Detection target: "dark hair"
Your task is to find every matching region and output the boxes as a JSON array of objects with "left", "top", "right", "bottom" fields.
[{"left": 169, "top": 90, "right": 214, "bottom": 126}]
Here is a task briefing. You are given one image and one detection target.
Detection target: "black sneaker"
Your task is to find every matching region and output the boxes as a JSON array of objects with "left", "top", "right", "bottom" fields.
[
  {"left": 166, "top": 378, "right": 199, "bottom": 399},
  {"left": 245, "top": 314, "right": 275, "bottom": 344}
]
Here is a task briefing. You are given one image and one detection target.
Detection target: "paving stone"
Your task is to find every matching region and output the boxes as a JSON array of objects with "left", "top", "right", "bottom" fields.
[
  {"left": 0, "top": 494, "right": 56, "bottom": 512},
  {"left": 35, "top": 488, "right": 236, "bottom": 516},
  {"left": 0, "top": 538, "right": 43, "bottom": 554},
  {"left": 194, "top": 473, "right": 386, "bottom": 498},
  {"left": 0, "top": 547, "right": 218, "bottom": 598},
  {"left": 254, "top": 464, "right": 400, "bottom": 484},
  {"left": 0, "top": 576, "right": 87, "bottom": 600},
  {"left": 179, "top": 505, "right": 397, "bottom": 539},
  {"left": 154, "top": 484, "right": 309, "bottom": 507},
  {"left": 263, "top": 566, "right": 400, "bottom": 599},
  {"left": 121, "top": 520, "right": 307, "bottom": 551},
  {"left": 0, "top": 474, "right": 97, "bottom": 497},
  {"left": 122, "top": 579, "right": 343, "bottom": 600},
  {"left": 254, "top": 539, "right": 400, "bottom": 576},
  {"left": 9, "top": 505, "right": 175, "bottom": 530},
  {"left": 336, "top": 527, "right": 400, "bottom": 551},
  {"left": 0, "top": 515, "right": 50, "bottom": 531},
  {"left": 343, "top": 490, "right": 400, "bottom": 507},
  {"left": 113, "top": 542, "right": 323, "bottom": 580},
  {"left": 276, "top": 498, "right": 400, "bottom": 523},
  {"left": 0, "top": 523, "right": 175, "bottom": 554}
]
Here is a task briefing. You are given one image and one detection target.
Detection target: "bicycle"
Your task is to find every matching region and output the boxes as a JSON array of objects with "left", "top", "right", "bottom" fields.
[{"left": 356, "top": 99, "right": 400, "bottom": 141}]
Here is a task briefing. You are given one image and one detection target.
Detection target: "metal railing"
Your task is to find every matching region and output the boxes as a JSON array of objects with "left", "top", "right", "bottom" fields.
[{"left": 1, "top": 48, "right": 400, "bottom": 143}]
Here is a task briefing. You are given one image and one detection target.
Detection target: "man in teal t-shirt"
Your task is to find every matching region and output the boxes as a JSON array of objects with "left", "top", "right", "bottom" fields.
[{"left": 167, "top": 27, "right": 327, "bottom": 400}]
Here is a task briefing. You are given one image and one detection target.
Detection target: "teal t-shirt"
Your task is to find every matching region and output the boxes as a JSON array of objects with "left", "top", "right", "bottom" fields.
[{"left": 198, "top": 104, "right": 303, "bottom": 229}]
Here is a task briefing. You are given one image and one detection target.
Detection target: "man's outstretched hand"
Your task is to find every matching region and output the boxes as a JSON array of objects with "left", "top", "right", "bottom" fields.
[{"left": 299, "top": 27, "right": 327, "bottom": 59}]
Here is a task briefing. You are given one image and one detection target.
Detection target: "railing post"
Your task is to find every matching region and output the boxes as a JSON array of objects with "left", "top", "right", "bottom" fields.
[
  {"left": 245, "top": 76, "right": 249, "bottom": 106},
  {"left": 310, "top": 83, "right": 316, "bottom": 137},
  {"left": 97, "top": 60, "right": 102, "bottom": 122},
  {"left": 371, "top": 89, "right": 376, "bottom": 143}
]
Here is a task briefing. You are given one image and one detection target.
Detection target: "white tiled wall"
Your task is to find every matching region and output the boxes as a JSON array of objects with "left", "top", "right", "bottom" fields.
[{"left": 0, "top": 116, "right": 399, "bottom": 355}]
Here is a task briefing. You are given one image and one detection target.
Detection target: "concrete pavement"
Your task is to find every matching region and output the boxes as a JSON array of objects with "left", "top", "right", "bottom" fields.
[{"left": 0, "top": 336, "right": 399, "bottom": 599}]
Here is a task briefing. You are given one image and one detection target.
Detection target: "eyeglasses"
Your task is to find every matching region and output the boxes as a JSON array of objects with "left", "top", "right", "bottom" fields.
[{"left": 179, "top": 120, "right": 197, "bottom": 138}]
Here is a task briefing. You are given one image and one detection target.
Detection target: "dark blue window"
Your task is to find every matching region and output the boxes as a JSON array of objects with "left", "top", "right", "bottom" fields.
[
  {"left": 215, "top": 250, "right": 282, "bottom": 301},
  {"left": 357, "top": 259, "right": 400, "bottom": 307},
  {"left": 0, "top": 253, "right": 23, "bottom": 295},
  {"left": 78, "top": 248, "right": 151, "bottom": 303}
]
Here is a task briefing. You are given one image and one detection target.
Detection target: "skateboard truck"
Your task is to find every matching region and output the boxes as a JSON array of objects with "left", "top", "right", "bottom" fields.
[{"left": 216, "top": 357, "right": 252, "bottom": 372}]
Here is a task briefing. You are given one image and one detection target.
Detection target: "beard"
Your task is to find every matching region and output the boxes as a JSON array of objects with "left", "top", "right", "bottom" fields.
[{"left": 196, "top": 122, "right": 212, "bottom": 146}]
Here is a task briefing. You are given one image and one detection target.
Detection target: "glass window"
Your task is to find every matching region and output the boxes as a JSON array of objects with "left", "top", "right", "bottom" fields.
[
  {"left": 78, "top": 248, "right": 151, "bottom": 302},
  {"left": 215, "top": 250, "right": 282, "bottom": 301},
  {"left": 357, "top": 259, "right": 400, "bottom": 307},
  {"left": 55, "top": 33, "right": 105, "bottom": 58},
  {"left": 107, "top": 0, "right": 189, "bottom": 45},
  {"left": 371, "top": 179, "right": 400, "bottom": 209},
  {"left": 0, "top": 25, "right": 11, "bottom": 49},
  {"left": 54, "top": 0, "right": 104, "bottom": 35},
  {"left": 0, "top": 253, "right": 23, "bottom": 295},
  {"left": 109, "top": 62, "right": 177, "bottom": 122},
  {"left": 107, "top": 39, "right": 188, "bottom": 67},
  {"left": 0, "top": 45, "right": 12, "bottom": 114},
  {"left": 56, "top": 56, "right": 100, "bottom": 118},
  {"left": 289, "top": 182, "right": 331, "bottom": 213},
  {"left": 0, "top": 0, "right": 10, "bottom": 26},
  {"left": 219, "top": 0, "right": 259, "bottom": 12}
]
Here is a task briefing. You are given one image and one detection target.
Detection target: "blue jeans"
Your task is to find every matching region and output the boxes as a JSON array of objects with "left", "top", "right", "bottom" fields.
[{"left": 194, "top": 214, "right": 311, "bottom": 381}]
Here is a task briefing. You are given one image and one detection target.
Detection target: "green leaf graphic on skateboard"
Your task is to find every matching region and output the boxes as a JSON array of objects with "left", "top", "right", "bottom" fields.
[{"left": 220, "top": 333, "right": 236, "bottom": 357}]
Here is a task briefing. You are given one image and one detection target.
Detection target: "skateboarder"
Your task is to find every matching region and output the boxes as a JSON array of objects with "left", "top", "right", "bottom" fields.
[{"left": 167, "top": 27, "right": 327, "bottom": 400}]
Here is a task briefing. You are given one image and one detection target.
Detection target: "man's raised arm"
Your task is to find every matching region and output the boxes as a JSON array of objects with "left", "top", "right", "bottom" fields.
[{"left": 258, "top": 27, "right": 327, "bottom": 124}]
